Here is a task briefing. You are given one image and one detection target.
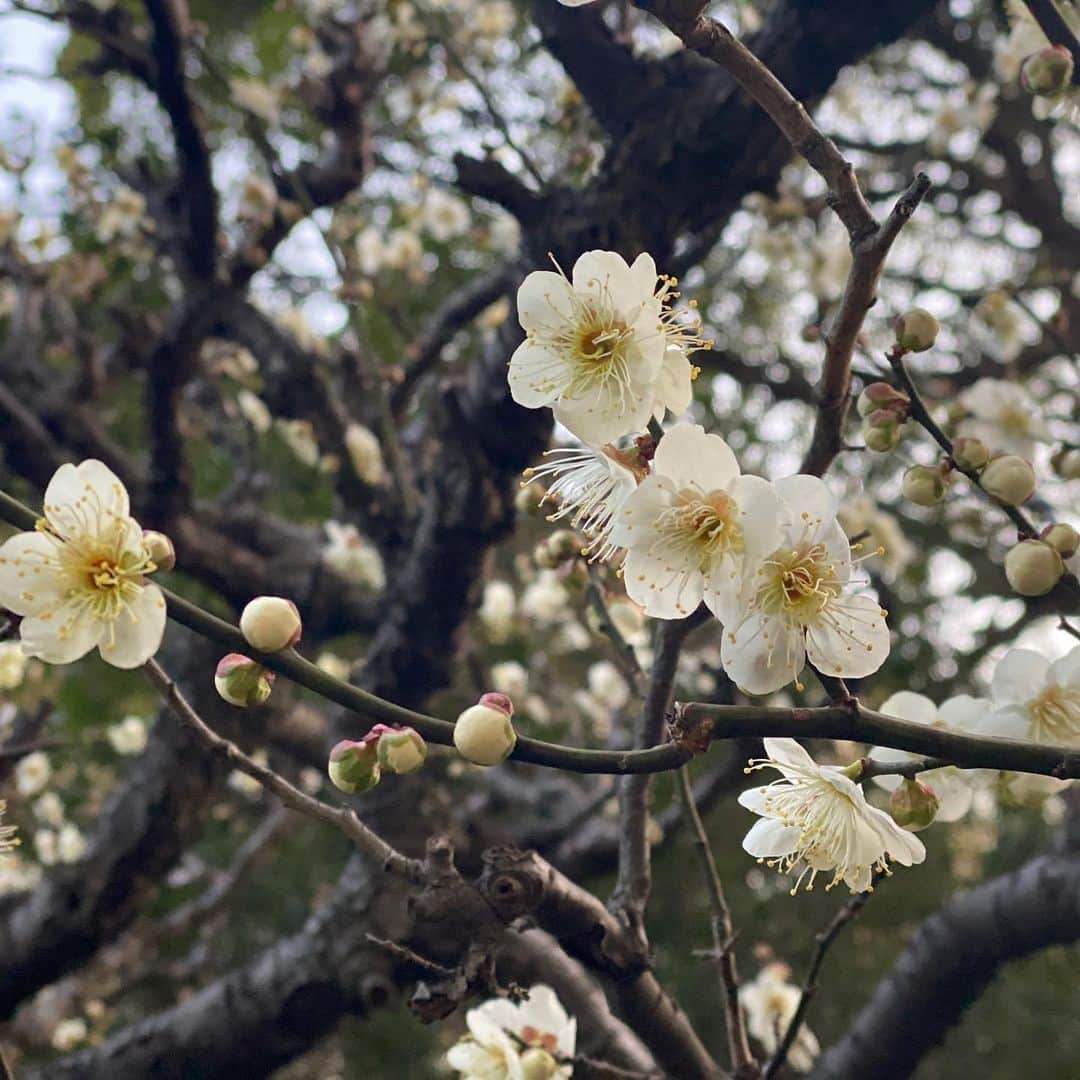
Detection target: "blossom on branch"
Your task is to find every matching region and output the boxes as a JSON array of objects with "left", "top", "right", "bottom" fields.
[
  {"left": 446, "top": 984, "right": 576, "bottom": 1080},
  {"left": 0, "top": 460, "right": 167, "bottom": 668},
  {"left": 722, "top": 476, "right": 890, "bottom": 694},
  {"left": 957, "top": 378, "right": 1051, "bottom": 460},
  {"left": 739, "top": 738, "right": 926, "bottom": 895},
  {"left": 508, "top": 250, "right": 704, "bottom": 444},
  {"left": 739, "top": 963, "right": 819, "bottom": 1072},
  {"left": 612, "top": 422, "right": 782, "bottom": 619},
  {"left": 978, "top": 645, "right": 1080, "bottom": 746}
]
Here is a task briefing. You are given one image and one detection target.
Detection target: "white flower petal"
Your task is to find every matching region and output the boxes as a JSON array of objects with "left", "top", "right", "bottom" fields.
[
  {"left": 774, "top": 474, "right": 837, "bottom": 529},
  {"left": 516, "top": 270, "right": 574, "bottom": 329},
  {"left": 508, "top": 340, "right": 573, "bottom": 408},
  {"left": 653, "top": 348, "right": 693, "bottom": 417},
  {"left": 731, "top": 474, "right": 783, "bottom": 558},
  {"left": 1049, "top": 645, "right": 1080, "bottom": 689},
  {"left": 97, "top": 582, "right": 167, "bottom": 668},
  {"left": 0, "top": 531, "right": 69, "bottom": 616},
  {"left": 804, "top": 593, "right": 889, "bottom": 679},
  {"left": 742, "top": 817, "right": 802, "bottom": 859},
  {"left": 652, "top": 423, "right": 739, "bottom": 491},
  {"left": 991, "top": 648, "right": 1048, "bottom": 706},
  {"left": 879, "top": 691, "right": 937, "bottom": 727},
  {"left": 20, "top": 604, "right": 102, "bottom": 665},
  {"left": 723, "top": 613, "right": 805, "bottom": 695}
]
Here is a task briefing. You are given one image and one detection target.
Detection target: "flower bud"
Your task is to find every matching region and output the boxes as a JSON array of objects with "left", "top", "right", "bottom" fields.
[
  {"left": 1004, "top": 539, "right": 1063, "bottom": 596},
  {"left": 375, "top": 726, "right": 427, "bottom": 774},
  {"left": 889, "top": 778, "right": 940, "bottom": 832},
  {"left": 328, "top": 739, "right": 381, "bottom": 794},
  {"left": 515, "top": 479, "right": 547, "bottom": 516},
  {"left": 520, "top": 1048, "right": 560, "bottom": 1080},
  {"left": 1042, "top": 522, "right": 1080, "bottom": 559},
  {"left": 240, "top": 596, "right": 302, "bottom": 652},
  {"left": 1020, "top": 45, "right": 1075, "bottom": 97},
  {"left": 856, "top": 382, "right": 909, "bottom": 419},
  {"left": 142, "top": 530, "right": 176, "bottom": 572},
  {"left": 453, "top": 692, "right": 517, "bottom": 766},
  {"left": 902, "top": 464, "right": 949, "bottom": 506},
  {"left": 214, "top": 653, "right": 275, "bottom": 707},
  {"left": 862, "top": 411, "right": 904, "bottom": 453},
  {"left": 894, "top": 308, "right": 939, "bottom": 353},
  {"left": 950, "top": 437, "right": 989, "bottom": 472},
  {"left": 1051, "top": 446, "right": 1080, "bottom": 480},
  {"left": 981, "top": 455, "right": 1035, "bottom": 506},
  {"left": 546, "top": 529, "right": 584, "bottom": 564}
]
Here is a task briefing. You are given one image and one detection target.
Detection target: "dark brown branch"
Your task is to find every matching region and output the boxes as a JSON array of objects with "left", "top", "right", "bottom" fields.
[{"left": 811, "top": 852, "right": 1080, "bottom": 1079}]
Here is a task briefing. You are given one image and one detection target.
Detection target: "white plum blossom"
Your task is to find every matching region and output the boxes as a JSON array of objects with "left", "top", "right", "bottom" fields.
[
  {"left": 521, "top": 570, "right": 570, "bottom": 626},
  {"left": 51, "top": 1018, "right": 89, "bottom": 1052},
  {"left": 612, "top": 423, "right": 782, "bottom": 620},
  {"left": 0, "top": 853, "right": 41, "bottom": 896},
  {"left": 479, "top": 580, "right": 517, "bottom": 642},
  {"left": 230, "top": 77, "right": 281, "bottom": 124},
  {"left": 722, "top": 476, "right": 890, "bottom": 695},
  {"left": 107, "top": 715, "right": 149, "bottom": 756},
  {"left": 343, "top": 422, "right": 386, "bottom": 486},
  {"left": 32, "top": 792, "right": 66, "bottom": 827},
  {"left": 587, "top": 660, "right": 630, "bottom": 710},
  {"left": 0, "top": 460, "right": 167, "bottom": 669},
  {"left": 957, "top": 378, "right": 1051, "bottom": 459},
  {"left": 868, "top": 692, "right": 986, "bottom": 822},
  {"left": 508, "top": 251, "right": 701, "bottom": 444},
  {"left": 276, "top": 418, "right": 321, "bottom": 468},
  {"left": 523, "top": 443, "right": 639, "bottom": 562},
  {"left": 236, "top": 389, "right": 272, "bottom": 433},
  {"left": 15, "top": 751, "right": 52, "bottom": 797},
  {"left": 57, "top": 823, "right": 87, "bottom": 863},
  {"left": 491, "top": 660, "right": 529, "bottom": 699},
  {"left": 34, "top": 828, "right": 58, "bottom": 866},
  {"left": 0, "top": 640, "right": 28, "bottom": 689},
  {"left": 422, "top": 188, "right": 471, "bottom": 241},
  {"left": 322, "top": 521, "right": 386, "bottom": 592},
  {"left": 739, "top": 738, "right": 925, "bottom": 894},
  {"left": 977, "top": 645, "right": 1080, "bottom": 746},
  {"left": 739, "top": 963, "right": 820, "bottom": 1073},
  {"left": 446, "top": 985, "right": 576, "bottom": 1080}
]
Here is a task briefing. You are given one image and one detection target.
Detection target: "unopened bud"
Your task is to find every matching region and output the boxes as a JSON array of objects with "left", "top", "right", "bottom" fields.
[
  {"left": 894, "top": 308, "right": 939, "bottom": 353},
  {"left": 453, "top": 692, "right": 517, "bottom": 766},
  {"left": 1042, "top": 522, "right": 1080, "bottom": 559},
  {"left": 1051, "top": 447, "right": 1080, "bottom": 480},
  {"left": 981, "top": 455, "right": 1036, "bottom": 506},
  {"left": 520, "top": 1048, "right": 560, "bottom": 1080},
  {"left": 951, "top": 437, "right": 989, "bottom": 471},
  {"left": 546, "top": 529, "right": 584, "bottom": 563},
  {"left": 902, "top": 464, "right": 949, "bottom": 506},
  {"left": 240, "top": 596, "right": 302, "bottom": 652},
  {"left": 376, "top": 726, "right": 427, "bottom": 774},
  {"left": 862, "top": 410, "right": 904, "bottom": 453},
  {"left": 142, "top": 530, "right": 176, "bottom": 572},
  {"left": 889, "top": 777, "right": 940, "bottom": 831},
  {"left": 1020, "top": 45, "right": 1074, "bottom": 97},
  {"left": 515, "top": 478, "right": 547, "bottom": 516},
  {"left": 214, "top": 653, "right": 275, "bottom": 707},
  {"left": 857, "top": 382, "right": 909, "bottom": 419},
  {"left": 328, "top": 739, "right": 381, "bottom": 794},
  {"left": 1005, "top": 539, "right": 1064, "bottom": 596}
]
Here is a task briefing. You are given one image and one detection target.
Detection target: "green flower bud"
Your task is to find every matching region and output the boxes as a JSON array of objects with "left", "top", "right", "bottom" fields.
[
  {"left": 981, "top": 455, "right": 1035, "bottom": 506},
  {"left": 214, "top": 653, "right": 275, "bottom": 707},
  {"left": 520, "top": 1048, "right": 560, "bottom": 1080},
  {"left": 889, "top": 778, "right": 940, "bottom": 832},
  {"left": 894, "top": 308, "right": 939, "bottom": 353},
  {"left": 141, "top": 529, "right": 176, "bottom": 572},
  {"left": 1051, "top": 447, "right": 1080, "bottom": 480},
  {"left": 1042, "top": 523, "right": 1080, "bottom": 559},
  {"left": 1020, "top": 45, "right": 1075, "bottom": 97},
  {"left": 328, "top": 739, "right": 381, "bottom": 794},
  {"left": 902, "top": 464, "right": 949, "bottom": 506},
  {"left": 862, "top": 411, "right": 904, "bottom": 453},
  {"left": 856, "top": 382, "right": 909, "bottom": 419},
  {"left": 1004, "top": 540, "right": 1064, "bottom": 596},
  {"left": 453, "top": 692, "right": 517, "bottom": 766},
  {"left": 376, "top": 726, "right": 428, "bottom": 774},
  {"left": 950, "top": 437, "right": 989, "bottom": 471},
  {"left": 240, "top": 596, "right": 302, "bottom": 652}
]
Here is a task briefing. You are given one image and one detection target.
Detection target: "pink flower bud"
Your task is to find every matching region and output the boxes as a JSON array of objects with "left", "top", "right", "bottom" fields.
[
  {"left": 214, "top": 653, "right": 275, "bottom": 707},
  {"left": 239, "top": 596, "right": 302, "bottom": 652},
  {"left": 328, "top": 739, "right": 381, "bottom": 794},
  {"left": 454, "top": 693, "right": 516, "bottom": 766},
  {"left": 856, "top": 382, "right": 909, "bottom": 419},
  {"left": 142, "top": 530, "right": 176, "bottom": 572}
]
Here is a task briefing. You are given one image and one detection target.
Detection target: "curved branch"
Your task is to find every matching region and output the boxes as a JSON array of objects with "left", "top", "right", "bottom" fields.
[{"left": 811, "top": 852, "right": 1080, "bottom": 1079}]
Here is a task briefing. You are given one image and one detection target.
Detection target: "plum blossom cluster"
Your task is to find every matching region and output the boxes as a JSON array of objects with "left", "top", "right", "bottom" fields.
[
  {"left": 445, "top": 984, "right": 576, "bottom": 1080},
  {"left": 509, "top": 251, "right": 890, "bottom": 695}
]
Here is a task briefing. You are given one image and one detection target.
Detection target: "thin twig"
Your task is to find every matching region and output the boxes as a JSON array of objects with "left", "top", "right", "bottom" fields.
[
  {"left": 763, "top": 883, "right": 878, "bottom": 1079},
  {"left": 676, "top": 765, "right": 755, "bottom": 1074},
  {"left": 143, "top": 657, "right": 425, "bottom": 883}
]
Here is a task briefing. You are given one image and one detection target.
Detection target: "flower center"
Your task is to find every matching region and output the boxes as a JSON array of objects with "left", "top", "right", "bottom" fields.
[
  {"left": 998, "top": 404, "right": 1030, "bottom": 436},
  {"left": 756, "top": 543, "right": 839, "bottom": 621},
  {"left": 654, "top": 489, "right": 741, "bottom": 569},
  {"left": 520, "top": 1026, "right": 559, "bottom": 1054},
  {"left": 1027, "top": 685, "right": 1080, "bottom": 743}
]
